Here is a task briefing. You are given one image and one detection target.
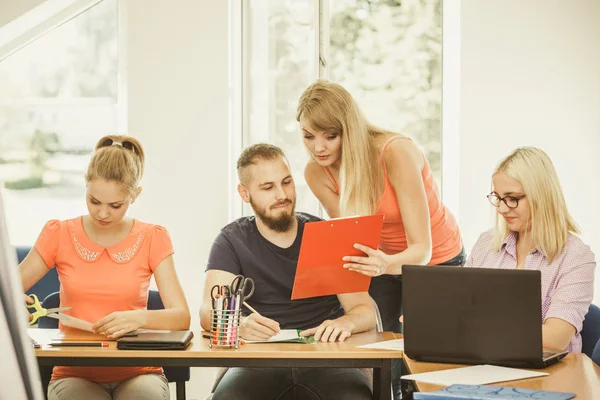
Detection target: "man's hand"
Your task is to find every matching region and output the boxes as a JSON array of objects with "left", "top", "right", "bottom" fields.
[
  {"left": 300, "top": 318, "right": 355, "bottom": 342},
  {"left": 92, "top": 310, "right": 147, "bottom": 339},
  {"left": 239, "top": 314, "right": 280, "bottom": 340}
]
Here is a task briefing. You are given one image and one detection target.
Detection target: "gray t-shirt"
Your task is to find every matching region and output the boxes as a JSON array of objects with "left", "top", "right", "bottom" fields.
[{"left": 206, "top": 212, "right": 344, "bottom": 330}]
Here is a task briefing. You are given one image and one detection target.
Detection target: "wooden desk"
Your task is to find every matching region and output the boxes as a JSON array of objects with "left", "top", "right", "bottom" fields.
[
  {"left": 403, "top": 354, "right": 600, "bottom": 399},
  {"left": 30, "top": 329, "right": 403, "bottom": 400}
]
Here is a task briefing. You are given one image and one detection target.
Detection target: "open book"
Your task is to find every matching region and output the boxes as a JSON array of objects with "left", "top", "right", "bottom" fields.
[{"left": 245, "top": 329, "right": 316, "bottom": 344}]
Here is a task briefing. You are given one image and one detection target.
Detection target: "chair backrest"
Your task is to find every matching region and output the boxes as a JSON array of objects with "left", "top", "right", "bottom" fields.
[
  {"left": 581, "top": 304, "right": 600, "bottom": 358},
  {"left": 592, "top": 339, "right": 600, "bottom": 366},
  {"left": 146, "top": 290, "right": 191, "bottom": 384},
  {"left": 16, "top": 246, "right": 60, "bottom": 302}
]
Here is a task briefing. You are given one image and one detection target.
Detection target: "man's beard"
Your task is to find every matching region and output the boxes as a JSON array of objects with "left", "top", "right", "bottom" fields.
[{"left": 250, "top": 199, "right": 296, "bottom": 233}]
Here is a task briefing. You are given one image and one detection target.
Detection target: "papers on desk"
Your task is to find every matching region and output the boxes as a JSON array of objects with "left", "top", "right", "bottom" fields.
[
  {"left": 401, "top": 365, "right": 548, "bottom": 386},
  {"left": 245, "top": 329, "right": 316, "bottom": 344},
  {"left": 28, "top": 328, "right": 59, "bottom": 346},
  {"left": 357, "top": 339, "right": 404, "bottom": 351},
  {"left": 413, "top": 384, "right": 576, "bottom": 399}
]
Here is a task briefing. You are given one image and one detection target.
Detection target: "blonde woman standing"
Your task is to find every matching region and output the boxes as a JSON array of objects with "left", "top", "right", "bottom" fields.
[
  {"left": 467, "top": 147, "right": 595, "bottom": 352},
  {"left": 297, "top": 80, "right": 464, "bottom": 399}
]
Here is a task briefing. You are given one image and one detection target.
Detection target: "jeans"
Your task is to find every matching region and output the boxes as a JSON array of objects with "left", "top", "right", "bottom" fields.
[
  {"left": 211, "top": 367, "right": 372, "bottom": 400},
  {"left": 369, "top": 248, "right": 466, "bottom": 400},
  {"left": 47, "top": 374, "right": 169, "bottom": 400}
]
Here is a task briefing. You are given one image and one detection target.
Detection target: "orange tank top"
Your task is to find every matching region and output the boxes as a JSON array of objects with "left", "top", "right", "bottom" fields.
[{"left": 323, "top": 136, "right": 462, "bottom": 264}]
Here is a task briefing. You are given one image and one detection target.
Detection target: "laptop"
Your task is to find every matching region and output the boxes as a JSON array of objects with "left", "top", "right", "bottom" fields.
[{"left": 402, "top": 265, "right": 568, "bottom": 368}]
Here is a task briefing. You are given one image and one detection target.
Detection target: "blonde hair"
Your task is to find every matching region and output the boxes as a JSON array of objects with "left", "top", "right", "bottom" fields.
[
  {"left": 85, "top": 135, "right": 145, "bottom": 195},
  {"left": 492, "top": 147, "right": 579, "bottom": 262},
  {"left": 296, "top": 80, "right": 385, "bottom": 216}
]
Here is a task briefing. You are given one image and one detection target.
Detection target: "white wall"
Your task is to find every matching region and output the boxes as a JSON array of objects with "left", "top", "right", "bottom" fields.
[
  {"left": 458, "top": 0, "right": 600, "bottom": 303},
  {"left": 0, "top": 0, "right": 45, "bottom": 27},
  {"left": 122, "top": 0, "right": 230, "bottom": 397}
]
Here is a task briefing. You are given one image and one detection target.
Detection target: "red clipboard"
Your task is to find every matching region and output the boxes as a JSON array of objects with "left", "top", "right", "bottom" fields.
[{"left": 291, "top": 214, "right": 384, "bottom": 300}]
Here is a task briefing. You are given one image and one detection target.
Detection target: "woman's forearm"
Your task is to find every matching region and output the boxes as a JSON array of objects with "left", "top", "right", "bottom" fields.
[{"left": 385, "top": 243, "right": 432, "bottom": 275}]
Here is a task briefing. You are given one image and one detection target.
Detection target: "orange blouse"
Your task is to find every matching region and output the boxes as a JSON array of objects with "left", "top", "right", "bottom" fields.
[{"left": 35, "top": 216, "right": 174, "bottom": 383}]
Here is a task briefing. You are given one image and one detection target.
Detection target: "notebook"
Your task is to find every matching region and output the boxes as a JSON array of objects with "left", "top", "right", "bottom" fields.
[
  {"left": 413, "top": 384, "right": 576, "bottom": 399},
  {"left": 245, "top": 329, "right": 316, "bottom": 344},
  {"left": 116, "top": 330, "right": 193, "bottom": 350}
]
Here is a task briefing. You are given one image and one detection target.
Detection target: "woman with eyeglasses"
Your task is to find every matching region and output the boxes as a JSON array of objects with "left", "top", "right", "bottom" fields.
[
  {"left": 466, "top": 147, "right": 595, "bottom": 352},
  {"left": 19, "top": 135, "right": 190, "bottom": 400}
]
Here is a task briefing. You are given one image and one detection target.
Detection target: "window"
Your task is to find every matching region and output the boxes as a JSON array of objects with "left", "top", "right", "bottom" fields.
[
  {"left": 329, "top": 0, "right": 443, "bottom": 181},
  {"left": 0, "top": 0, "right": 119, "bottom": 245},
  {"left": 236, "top": 0, "right": 319, "bottom": 217},
  {"left": 234, "top": 0, "right": 442, "bottom": 217}
]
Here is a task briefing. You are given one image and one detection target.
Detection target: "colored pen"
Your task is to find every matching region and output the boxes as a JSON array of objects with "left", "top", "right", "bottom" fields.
[{"left": 50, "top": 342, "right": 109, "bottom": 347}]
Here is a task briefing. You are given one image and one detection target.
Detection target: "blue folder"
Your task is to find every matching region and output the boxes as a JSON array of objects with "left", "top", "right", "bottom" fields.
[{"left": 413, "top": 384, "right": 576, "bottom": 400}]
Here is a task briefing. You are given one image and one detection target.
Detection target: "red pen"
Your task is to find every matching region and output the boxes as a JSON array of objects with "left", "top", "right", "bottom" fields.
[{"left": 49, "top": 342, "right": 109, "bottom": 347}]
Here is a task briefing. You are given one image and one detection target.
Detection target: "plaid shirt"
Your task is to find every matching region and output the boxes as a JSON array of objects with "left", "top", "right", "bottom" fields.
[{"left": 466, "top": 230, "right": 596, "bottom": 352}]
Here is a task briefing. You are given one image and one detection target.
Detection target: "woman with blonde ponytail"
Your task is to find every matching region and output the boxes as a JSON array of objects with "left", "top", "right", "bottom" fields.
[
  {"left": 298, "top": 81, "right": 464, "bottom": 399},
  {"left": 19, "top": 135, "right": 190, "bottom": 400}
]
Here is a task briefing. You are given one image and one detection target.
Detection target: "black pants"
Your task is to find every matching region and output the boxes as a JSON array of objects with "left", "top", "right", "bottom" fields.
[
  {"left": 368, "top": 248, "right": 467, "bottom": 399},
  {"left": 212, "top": 367, "right": 372, "bottom": 400}
]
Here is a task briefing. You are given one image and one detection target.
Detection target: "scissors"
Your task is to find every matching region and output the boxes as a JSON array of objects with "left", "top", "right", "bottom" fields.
[
  {"left": 26, "top": 294, "right": 71, "bottom": 326},
  {"left": 230, "top": 275, "right": 255, "bottom": 302},
  {"left": 211, "top": 285, "right": 231, "bottom": 309}
]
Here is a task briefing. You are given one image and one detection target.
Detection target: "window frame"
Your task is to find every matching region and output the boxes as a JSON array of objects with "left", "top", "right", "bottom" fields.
[{"left": 228, "top": 0, "right": 455, "bottom": 221}]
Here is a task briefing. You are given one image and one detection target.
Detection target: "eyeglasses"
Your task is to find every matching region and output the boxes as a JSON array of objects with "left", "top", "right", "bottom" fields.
[
  {"left": 100, "top": 138, "right": 137, "bottom": 153},
  {"left": 487, "top": 193, "right": 526, "bottom": 209}
]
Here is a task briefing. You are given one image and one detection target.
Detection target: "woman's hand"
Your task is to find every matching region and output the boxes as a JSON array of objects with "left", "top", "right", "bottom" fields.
[
  {"left": 343, "top": 243, "right": 391, "bottom": 277},
  {"left": 24, "top": 294, "right": 33, "bottom": 323},
  {"left": 92, "top": 310, "right": 147, "bottom": 339}
]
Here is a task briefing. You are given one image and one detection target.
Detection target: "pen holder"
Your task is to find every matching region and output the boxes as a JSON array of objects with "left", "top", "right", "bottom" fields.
[{"left": 209, "top": 308, "right": 242, "bottom": 349}]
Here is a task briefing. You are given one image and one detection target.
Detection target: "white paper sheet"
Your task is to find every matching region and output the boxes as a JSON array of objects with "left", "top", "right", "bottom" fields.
[
  {"left": 401, "top": 364, "right": 548, "bottom": 386},
  {"left": 357, "top": 339, "right": 404, "bottom": 351},
  {"left": 245, "top": 329, "right": 301, "bottom": 343},
  {"left": 57, "top": 314, "right": 93, "bottom": 332}
]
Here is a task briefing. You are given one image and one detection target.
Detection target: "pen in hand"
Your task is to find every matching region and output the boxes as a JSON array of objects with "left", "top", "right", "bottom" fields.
[{"left": 243, "top": 302, "right": 260, "bottom": 316}]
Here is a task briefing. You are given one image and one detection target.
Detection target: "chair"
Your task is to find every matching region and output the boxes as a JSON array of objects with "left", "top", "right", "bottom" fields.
[
  {"left": 15, "top": 246, "right": 60, "bottom": 301},
  {"left": 38, "top": 290, "right": 190, "bottom": 400},
  {"left": 592, "top": 339, "right": 600, "bottom": 366},
  {"left": 206, "top": 296, "right": 385, "bottom": 399},
  {"left": 581, "top": 304, "right": 600, "bottom": 358}
]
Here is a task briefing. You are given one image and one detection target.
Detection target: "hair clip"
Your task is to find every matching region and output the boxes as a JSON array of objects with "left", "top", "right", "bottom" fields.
[{"left": 112, "top": 141, "right": 124, "bottom": 147}]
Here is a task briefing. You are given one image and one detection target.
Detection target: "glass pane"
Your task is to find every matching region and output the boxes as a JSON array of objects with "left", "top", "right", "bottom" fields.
[
  {"left": 244, "top": 0, "right": 320, "bottom": 216},
  {"left": 329, "top": 0, "right": 443, "bottom": 182},
  {"left": 0, "top": 0, "right": 118, "bottom": 245}
]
